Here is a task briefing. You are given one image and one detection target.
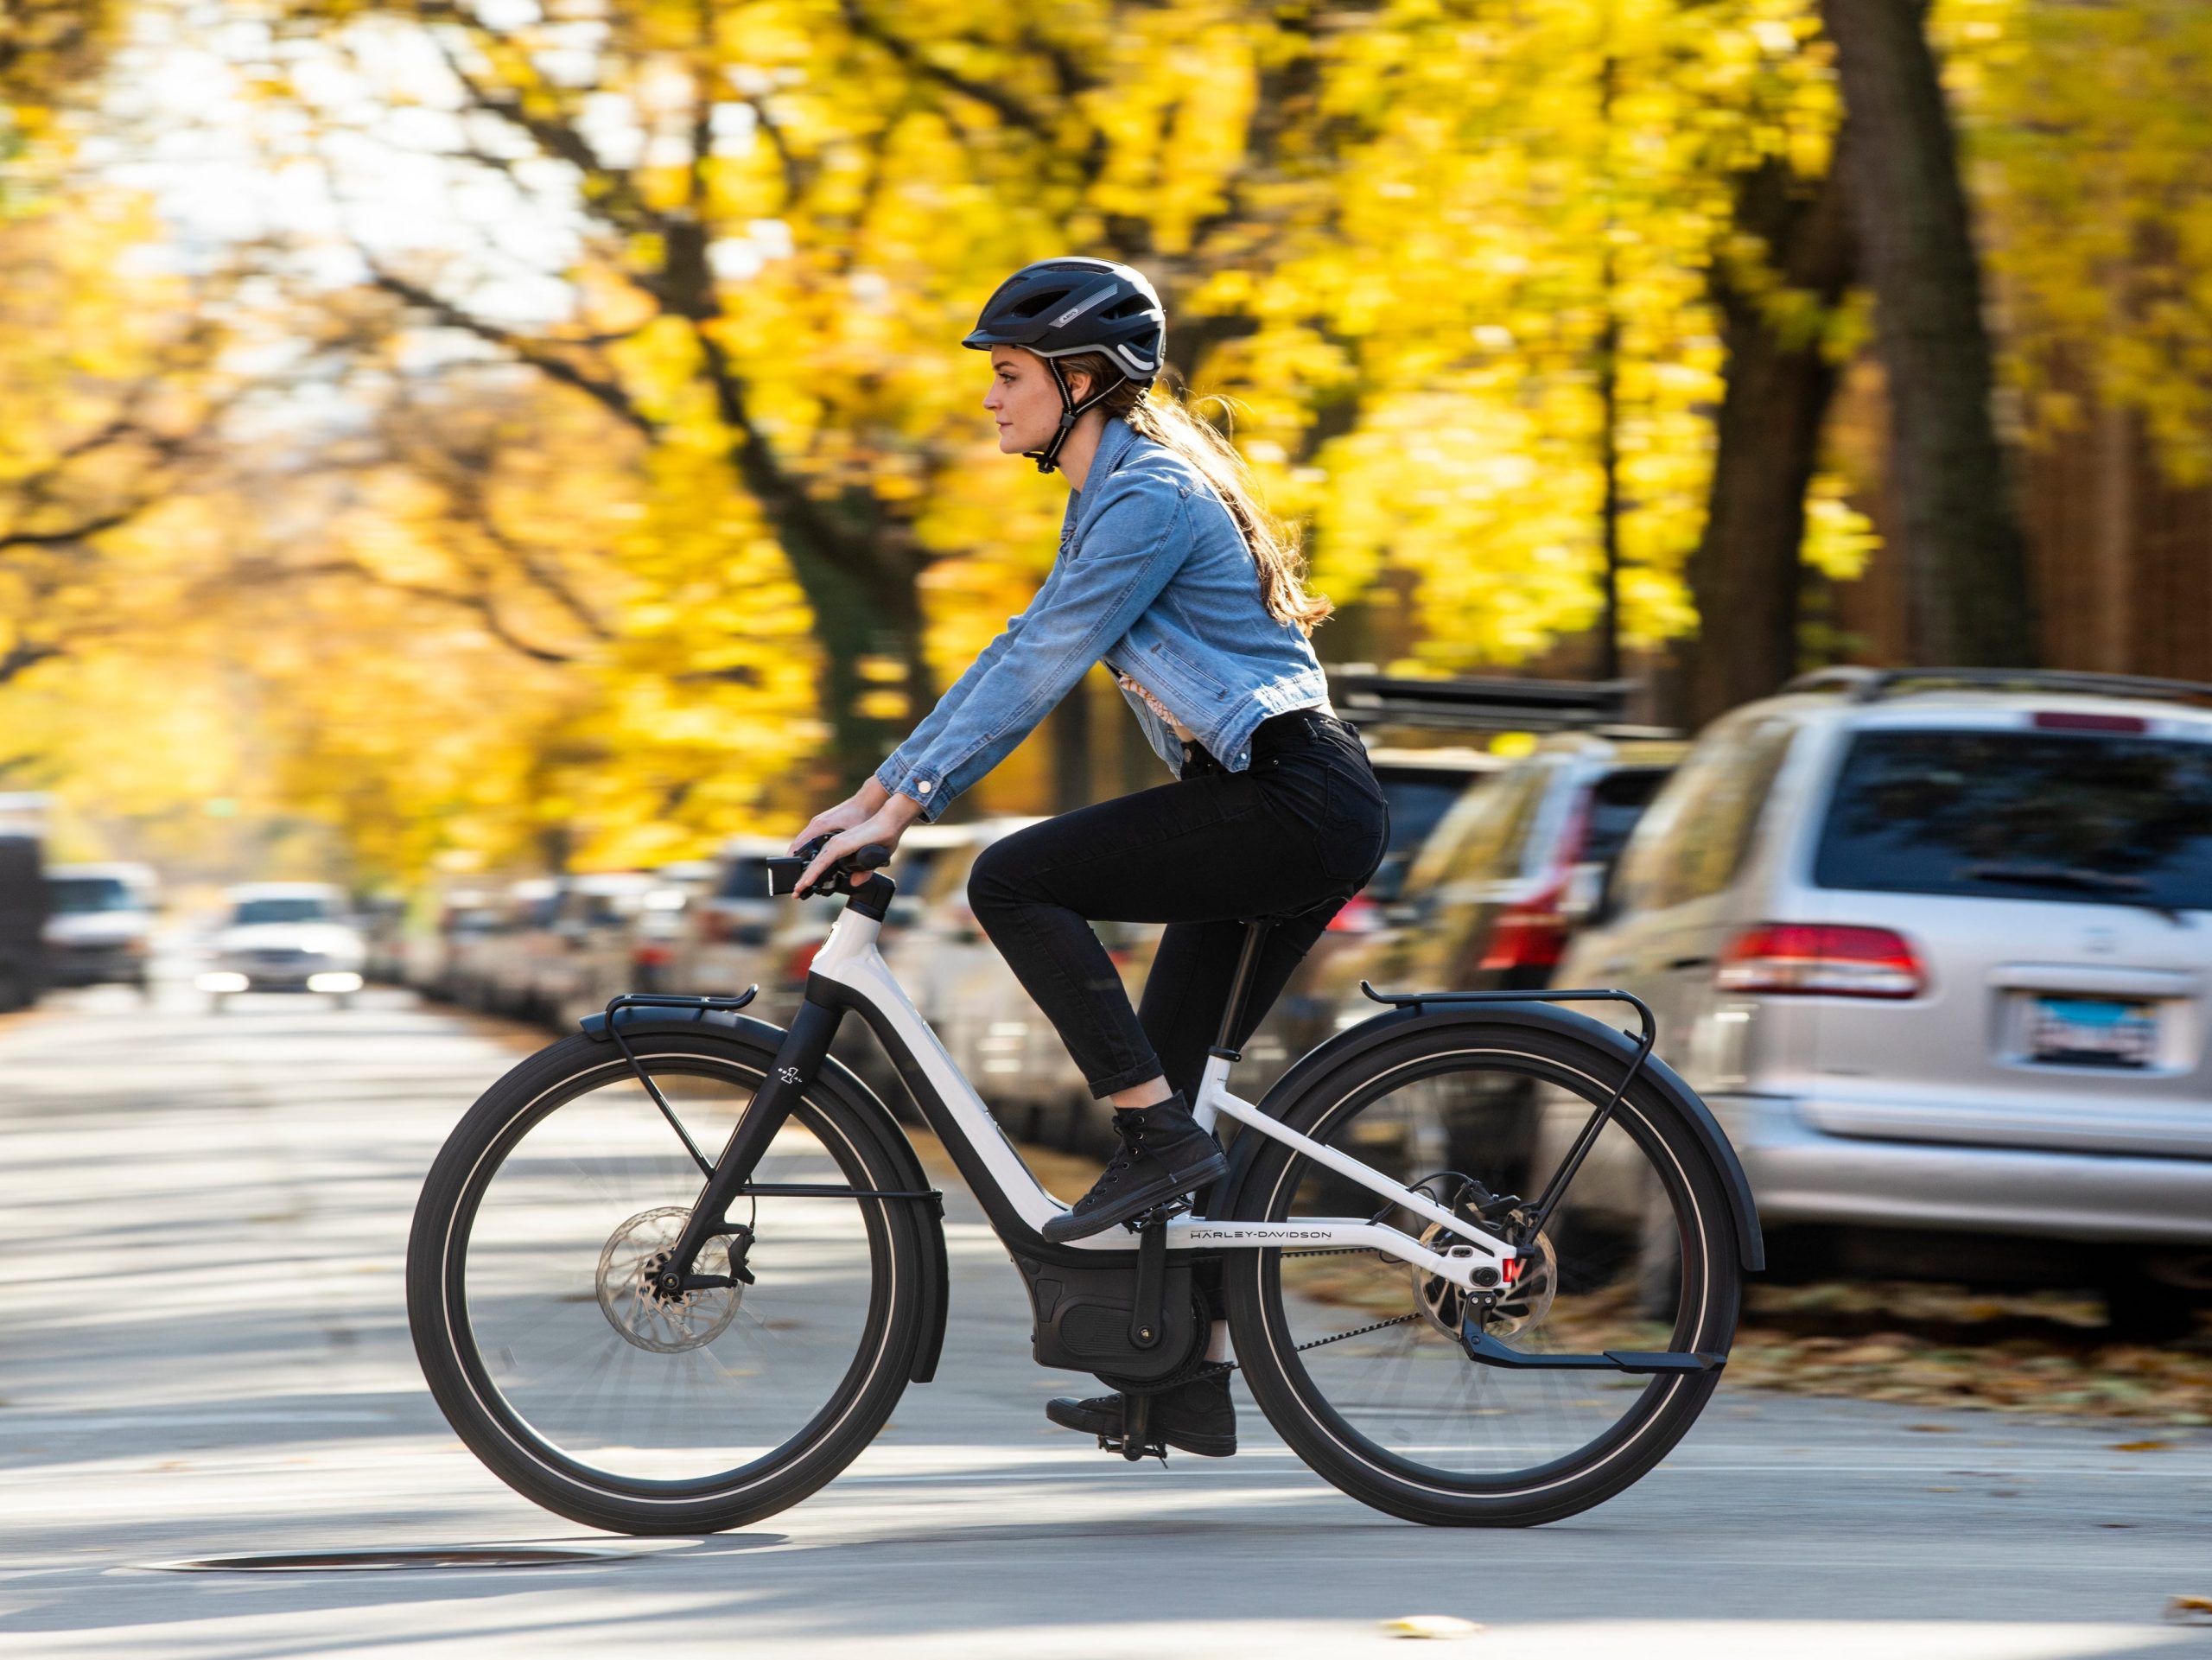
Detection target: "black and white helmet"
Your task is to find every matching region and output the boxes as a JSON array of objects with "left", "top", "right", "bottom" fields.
[{"left": 963, "top": 258, "right": 1166, "bottom": 472}]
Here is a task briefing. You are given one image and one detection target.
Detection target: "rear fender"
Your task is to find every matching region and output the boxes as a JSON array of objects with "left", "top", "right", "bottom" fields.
[
  {"left": 580, "top": 1005, "right": 951, "bottom": 1382},
  {"left": 1217, "top": 1002, "right": 1764, "bottom": 1274}
]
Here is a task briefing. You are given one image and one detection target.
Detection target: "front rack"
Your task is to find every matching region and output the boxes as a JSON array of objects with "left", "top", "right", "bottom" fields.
[{"left": 599, "top": 990, "right": 760, "bottom": 1177}]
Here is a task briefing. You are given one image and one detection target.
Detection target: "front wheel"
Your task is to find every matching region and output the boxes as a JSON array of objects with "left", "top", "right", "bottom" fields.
[
  {"left": 1225, "top": 1014, "right": 1744, "bottom": 1527},
  {"left": 407, "top": 1031, "right": 931, "bottom": 1535}
]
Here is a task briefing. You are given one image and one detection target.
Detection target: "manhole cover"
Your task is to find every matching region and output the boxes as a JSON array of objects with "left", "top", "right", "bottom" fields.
[{"left": 147, "top": 1545, "right": 636, "bottom": 1574}]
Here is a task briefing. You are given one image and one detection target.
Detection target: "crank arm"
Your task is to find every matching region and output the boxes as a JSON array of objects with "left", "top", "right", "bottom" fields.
[{"left": 1461, "top": 1326, "right": 1726, "bottom": 1374}]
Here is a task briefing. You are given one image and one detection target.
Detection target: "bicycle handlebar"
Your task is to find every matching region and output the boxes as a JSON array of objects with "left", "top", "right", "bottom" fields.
[{"left": 764, "top": 836, "right": 892, "bottom": 900}]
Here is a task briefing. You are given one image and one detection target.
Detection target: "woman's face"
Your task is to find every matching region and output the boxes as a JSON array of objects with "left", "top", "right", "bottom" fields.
[{"left": 984, "top": 347, "right": 1089, "bottom": 455}]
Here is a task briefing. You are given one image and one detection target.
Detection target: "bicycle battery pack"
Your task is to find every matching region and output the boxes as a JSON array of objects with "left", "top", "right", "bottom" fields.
[{"left": 1013, "top": 1254, "right": 1204, "bottom": 1386}]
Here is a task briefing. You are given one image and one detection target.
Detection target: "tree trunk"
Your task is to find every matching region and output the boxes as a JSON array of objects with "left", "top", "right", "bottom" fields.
[
  {"left": 773, "top": 519, "right": 931, "bottom": 790},
  {"left": 1821, "top": 0, "right": 2033, "bottom": 666},
  {"left": 1685, "top": 150, "right": 1857, "bottom": 725}
]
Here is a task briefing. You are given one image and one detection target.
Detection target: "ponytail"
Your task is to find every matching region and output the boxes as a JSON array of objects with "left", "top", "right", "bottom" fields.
[{"left": 1058, "top": 353, "right": 1332, "bottom": 635}]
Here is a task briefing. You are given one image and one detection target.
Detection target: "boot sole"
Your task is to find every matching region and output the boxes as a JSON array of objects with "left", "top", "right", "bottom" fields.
[
  {"left": 1046, "top": 1397, "right": 1236, "bottom": 1458},
  {"left": 1039, "top": 1150, "right": 1230, "bottom": 1243}
]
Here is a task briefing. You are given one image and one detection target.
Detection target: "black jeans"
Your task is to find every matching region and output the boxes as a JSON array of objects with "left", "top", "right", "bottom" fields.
[{"left": 967, "top": 709, "right": 1391, "bottom": 1100}]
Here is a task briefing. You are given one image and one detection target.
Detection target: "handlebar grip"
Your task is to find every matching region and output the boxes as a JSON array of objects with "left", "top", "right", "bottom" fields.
[{"left": 762, "top": 837, "right": 894, "bottom": 899}]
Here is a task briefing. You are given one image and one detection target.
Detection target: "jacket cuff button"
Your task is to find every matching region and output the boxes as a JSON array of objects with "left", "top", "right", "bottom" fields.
[{"left": 916, "top": 780, "right": 932, "bottom": 795}]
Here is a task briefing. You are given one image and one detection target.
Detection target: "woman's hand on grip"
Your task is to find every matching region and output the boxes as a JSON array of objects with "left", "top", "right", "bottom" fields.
[{"left": 795, "top": 794, "right": 920, "bottom": 896}]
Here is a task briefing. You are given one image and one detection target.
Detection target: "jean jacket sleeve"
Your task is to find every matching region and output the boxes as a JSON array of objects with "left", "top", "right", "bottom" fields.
[
  {"left": 871, "top": 613, "right": 1028, "bottom": 799},
  {"left": 880, "top": 481, "right": 1192, "bottom": 822}
]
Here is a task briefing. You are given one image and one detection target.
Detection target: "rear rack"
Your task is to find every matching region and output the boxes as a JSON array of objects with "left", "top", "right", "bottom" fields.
[
  {"left": 1358, "top": 983, "right": 1656, "bottom": 1243},
  {"left": 1784, "top": 665, "right": 2212, "bottom": 709}
]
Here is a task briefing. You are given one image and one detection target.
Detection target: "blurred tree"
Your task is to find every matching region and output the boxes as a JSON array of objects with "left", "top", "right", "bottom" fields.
[
  {"left": 1954, "top": 0, "right": 2212, "bottom": 486},
  {"left": 1823, "top": 0, "right": 2032, "bottom": 665},
  {"left": 1686, "top": 130, "right": 1859, "bottom": 723},
  {"left": 249, "top": 0, "right": 1872, "bottom": 777},
  {"left": 0, "top": 0, "right": 119, "bottom": 199}
]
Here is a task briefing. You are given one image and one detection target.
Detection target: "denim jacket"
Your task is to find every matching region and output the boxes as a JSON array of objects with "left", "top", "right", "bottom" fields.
[{"left": 874, "top": 417, "right": 1329, "bottom": 823}]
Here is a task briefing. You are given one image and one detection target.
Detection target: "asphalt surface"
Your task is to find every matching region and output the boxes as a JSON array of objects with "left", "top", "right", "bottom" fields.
[{"left": 1, "top": 985, "right": 2207, "bottom": 1657}]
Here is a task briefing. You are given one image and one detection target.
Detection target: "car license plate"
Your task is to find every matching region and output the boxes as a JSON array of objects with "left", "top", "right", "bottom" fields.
[{"left": 2027, "top": 996, "right": 2159, "bottom": 1069}]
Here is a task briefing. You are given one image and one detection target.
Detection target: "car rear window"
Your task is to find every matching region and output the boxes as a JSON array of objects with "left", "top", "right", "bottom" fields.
[
  {"left": 1368, "top": 769, "right": 1485, "bottom": 903},
  {"left": 1582, "top": 769, "right": 1669, "bottom": 868},
  {"left": 1375, "top": 771, "right": 1476, "bottom": 856},
  {"left": 1814, "top": 728, "right": 2212, "bottom": 913}
]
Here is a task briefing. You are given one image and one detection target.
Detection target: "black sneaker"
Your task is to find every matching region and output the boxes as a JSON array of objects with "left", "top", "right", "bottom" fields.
[
  {"left": 1040, "top": 1094, "right": 1228, "bottom": 1243},
  {"left": 1046, "top": 1370, "right": 1236, "bottom": 1458}
]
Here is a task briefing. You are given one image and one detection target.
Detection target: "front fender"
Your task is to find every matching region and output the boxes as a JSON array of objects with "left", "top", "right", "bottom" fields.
[{"left": 1217, "top": 1001, "right": 1764, "bottom": 1273}]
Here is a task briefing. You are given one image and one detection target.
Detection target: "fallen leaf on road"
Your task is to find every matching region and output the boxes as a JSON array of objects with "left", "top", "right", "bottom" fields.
[
  {"left": 2111, "top": 1440, "right": 2172, "bottom": 1452},
  {"left": 1382, "top": 1616, "right": 1484, "bottom": 1639},
  {"left": 2164, "top": 1595, "right": 2212, "bottom": 1623}
]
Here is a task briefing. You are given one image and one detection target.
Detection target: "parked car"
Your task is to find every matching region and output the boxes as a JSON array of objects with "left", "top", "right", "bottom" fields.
[
  {"left": 1554, "top": 668, "right": 2212, "bottom": 1332},
  {"left": 198, "top": 882, "right": 365, "bottom": 1009},
  {"left": 43, "top": 862, "right": 159, "bottom": 993},
  {"left": 671, "top": 837, "right": 791, "bottom": 1002},
  {"left": 1214, "top": 744, "right": 1506, "bottom": 1098},
  {"left": 473, "top": 878, "right": 563, "bottom": 1017},
  {"left": 0, "top": 796, "right": 50, "bottom": 1011},
  {"left": 524, "top": 873, "right": 661, "bottom": 1030},
  {"left": 627, "top": 862, "right": 717, "bottom": 995},
  {"left": 405, "top": 883, "right": 500, "bottom": 1003},
  {"left": 1353, "top": 734, "right": 1679, "bottom": 998},
  {"left": 354, "top": 893, "right": 409, "bottom": 984}
]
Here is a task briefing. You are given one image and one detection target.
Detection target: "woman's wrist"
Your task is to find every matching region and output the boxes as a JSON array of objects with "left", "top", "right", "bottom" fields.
[
  {"left": 880, "top": 790, "right": 925, "bottom": 825},
  {"left": 855, "top": 776, "right": 891, "bottom": 813}
]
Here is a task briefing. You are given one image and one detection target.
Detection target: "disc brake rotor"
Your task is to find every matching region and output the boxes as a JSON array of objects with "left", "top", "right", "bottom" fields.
[
  {"left": 1409, "top": 1219, "right": 1559, "bottom": 1339},
  {"left": 595, "top": 1205, "right": 741, "bottom": 1354}
]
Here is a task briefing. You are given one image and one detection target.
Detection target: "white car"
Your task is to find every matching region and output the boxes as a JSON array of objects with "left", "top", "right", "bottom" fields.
[
  {"left": 200, "top": 882, "right": 365, "bottom": 1008},
  {"left": 44, "top": 862, "right": 160, "bottom": 992}
]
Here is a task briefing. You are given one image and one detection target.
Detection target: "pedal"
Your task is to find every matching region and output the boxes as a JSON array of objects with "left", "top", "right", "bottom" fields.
[
  {"left": 1096, "top": 1432, "right": 1168, "bottom": 1465},
  {"left": 1118, "top": 1388, "right": 1166, "bottom": 1462},
  {"left": 1122, "top": 1197, "right": 1192, "bottom": 1232}
]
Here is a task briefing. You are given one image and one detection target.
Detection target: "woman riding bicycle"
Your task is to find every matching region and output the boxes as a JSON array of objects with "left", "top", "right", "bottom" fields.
[{"left": 791, "top": 257, "right": 1390, "bottom": 1457}]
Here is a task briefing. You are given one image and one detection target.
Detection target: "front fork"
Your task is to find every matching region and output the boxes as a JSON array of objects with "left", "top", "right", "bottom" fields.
[{"left": 650, "top": 998, "right": 842, "bottom": 1296}]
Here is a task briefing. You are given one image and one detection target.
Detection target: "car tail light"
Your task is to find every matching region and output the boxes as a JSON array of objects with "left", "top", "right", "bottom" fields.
[
  {"left": 785, "top": 939, "right": 823, "bottom": 983},
  {"left": 1717, "top": 924, "right": 1924, "bottom": 999},
  {"left": 632, "top": 942, "right": 672, "bottom": 968},
  {"left": 1326, "top": 895, "right": 1382, "bottom": 934},
  {"left": 697, "top": 909, "right": 731, "bottom": 944},
  {"left": 1479, "top": 897, "right": 1568, "bottom": 971},
  {"left": 1478, "top": 792, "right": 1589, "bottom": 974}
]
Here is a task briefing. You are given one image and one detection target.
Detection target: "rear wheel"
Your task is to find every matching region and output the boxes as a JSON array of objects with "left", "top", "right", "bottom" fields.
[
  {"left": 1225, "top": 1014, "right": 1743, "bottom": 1527},
  {"left": 408, "top": 1032, "right": 930, "bottom": 1535}
]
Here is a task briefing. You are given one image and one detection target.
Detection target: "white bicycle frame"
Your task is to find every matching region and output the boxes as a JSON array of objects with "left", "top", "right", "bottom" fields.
[{"left": 810, "top": 899, "right": 1517, "bottom": 1294}]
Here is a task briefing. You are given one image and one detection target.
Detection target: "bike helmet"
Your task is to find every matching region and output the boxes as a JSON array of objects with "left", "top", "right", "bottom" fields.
[{"left": 963, "top": 257, "right": 1166, "bottom": 473}]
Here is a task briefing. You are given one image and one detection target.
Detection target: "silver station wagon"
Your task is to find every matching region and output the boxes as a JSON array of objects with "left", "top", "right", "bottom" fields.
[{"left": 1558, "top": 669, "right": 2212, "bottom": 1333}]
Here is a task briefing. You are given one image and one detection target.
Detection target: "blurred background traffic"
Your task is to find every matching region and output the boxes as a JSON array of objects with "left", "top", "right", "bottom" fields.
[{"left": 3, "top": 2, "right": 2210, "bottom": 1382}]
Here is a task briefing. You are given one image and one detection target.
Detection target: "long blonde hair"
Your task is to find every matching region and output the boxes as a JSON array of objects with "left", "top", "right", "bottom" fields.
[{"left": 1058, "top": 351, "right": 1332, "bottom": 635}]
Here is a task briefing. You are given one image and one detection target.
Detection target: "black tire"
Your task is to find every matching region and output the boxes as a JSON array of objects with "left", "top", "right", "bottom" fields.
[
  {"left": 408, "top": 1030, "right": 931, "bottom": 1535},
  {"left": 1225, "top": 1014, "right": 1743, "bottom": 1528}
]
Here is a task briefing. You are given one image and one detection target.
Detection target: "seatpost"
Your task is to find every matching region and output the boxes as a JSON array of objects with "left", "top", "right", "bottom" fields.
[{"left": 1209, "top": 919, "right": 1272, "bottom": 1062}]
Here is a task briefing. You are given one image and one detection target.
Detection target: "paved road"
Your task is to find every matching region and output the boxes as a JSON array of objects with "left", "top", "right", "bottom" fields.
[{"left": 0, "top": 989, "right": 2206, "bottom": 1657}]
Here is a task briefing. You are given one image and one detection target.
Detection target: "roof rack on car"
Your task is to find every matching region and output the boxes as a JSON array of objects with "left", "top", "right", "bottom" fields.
[
  {"left": 1783, "top": 665, "right": 2212, "bottom": 709},
  {"left": 1325, "top": 669, "right": 1675, "bottom": 738}
]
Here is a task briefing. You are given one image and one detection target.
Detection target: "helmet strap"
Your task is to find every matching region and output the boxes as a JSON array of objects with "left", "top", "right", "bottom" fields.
[{"left": 1027, "top": 357, "right": 1123, "bottom": 475}]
